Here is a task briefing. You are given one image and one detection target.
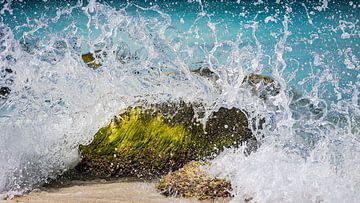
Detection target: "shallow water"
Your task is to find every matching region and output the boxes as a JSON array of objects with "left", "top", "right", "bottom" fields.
[{"left": 0, "top": 0, "right": 359, "bottom": 202}]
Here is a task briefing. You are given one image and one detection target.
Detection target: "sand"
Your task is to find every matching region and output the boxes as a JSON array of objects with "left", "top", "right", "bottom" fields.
[{"left": 5, "top": 179, "right": 229, "bottom": 203}]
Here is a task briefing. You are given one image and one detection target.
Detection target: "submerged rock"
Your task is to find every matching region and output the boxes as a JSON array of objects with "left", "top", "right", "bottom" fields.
[
  {"left": 0, "top": 86, "right": 11, "bottom": 98},
  {"left": 74, "top": 102, "right": 253, "bottom": 179},
  {"left": 190, "top": 66, "right": 280, "bottom": 100},
  {"left": 1, "top": 66, "right": 14, "bottom": 99},
  {"left": 242, "top": 73, "right": 280, "bottom": 100},
  {"left": 81, "top": 51, "right": 105, "bottom": 70},
  {"left": 81, "top": 45, "right": 132, "bottom": 69},
  {"left": 191, "top": 66, "right": 219, "bottom": 82},
  {"left": 157, "top": 161, "right": 232, "bottom": 200},
  {"left": 243, "top": 73, "right": 275, "bottom": 85}
]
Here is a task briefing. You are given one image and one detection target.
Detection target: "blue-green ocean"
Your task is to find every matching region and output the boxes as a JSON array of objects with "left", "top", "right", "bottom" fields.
[{"left": 0, "top": 0, "right": 359, "bottom": 202}]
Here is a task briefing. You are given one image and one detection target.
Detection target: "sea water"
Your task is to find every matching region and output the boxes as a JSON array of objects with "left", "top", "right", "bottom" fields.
[{"left": 0, "top": 0, "right": 359, "bottom": 202}]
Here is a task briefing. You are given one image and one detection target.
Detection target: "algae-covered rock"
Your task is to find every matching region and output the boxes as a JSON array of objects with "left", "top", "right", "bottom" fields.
[
  {"left": 81, "top": 45, "right": 132, "bottom": 69},
  {"left": 243, "top": 73, "right": 275, "bottom": 85},
  {"left": 70, "top": 74, "right": 277, "bottom": 180},
  {"left": 157, "top": 161, "right": 232, "bottom": 200},
  {"left": 242, "top": 73, "right": 280, "bottom": 100},
  {"left": 75, "top": 103, "right": 253, "bottom": 179},
  {"left": 154, "top": 102, "right": 253, "bottom": 152},
  {"left": 82, "top": 51, "right": 106, "bottom": 69},
  {"left": 77, "top": 106, "right": 194, "bottom": 178}
]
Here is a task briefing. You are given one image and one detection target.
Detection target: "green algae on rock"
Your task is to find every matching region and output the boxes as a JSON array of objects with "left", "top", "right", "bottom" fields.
[
  {"left": 75, "top": 103, "right": 253, "bottom": 178},
  {"left": 81, "top": 47, "right": 132, "bottom": 70},
  {"left": 243, "top": 73, "right": 275, "bottom": 85},
  {"left": 242, "top": 73, "right": 280, "bottom": 100},
  {"left": 157, "top": 161, "right": 232, "bottom": 200},
  {"left": 77, "top": 107, "right": 193, "bottom": 178},
  {"left": 81, "top": 51, "right": 106, "bottom": 69}
]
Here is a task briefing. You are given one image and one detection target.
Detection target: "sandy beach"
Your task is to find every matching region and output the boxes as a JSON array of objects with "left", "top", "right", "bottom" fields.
[{"left": 6, "top": 179, "right": 229, "bottom": 203}]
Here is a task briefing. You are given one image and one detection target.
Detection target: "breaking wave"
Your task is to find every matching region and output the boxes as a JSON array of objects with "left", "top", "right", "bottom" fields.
[{"left": 0, "top": 0, "right": 359, "bottom": 202}]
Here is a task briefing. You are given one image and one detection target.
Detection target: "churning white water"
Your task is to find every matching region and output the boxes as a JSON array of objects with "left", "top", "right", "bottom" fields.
[{"left": 0, "top": 0, "right": 359, "bottom": 202}]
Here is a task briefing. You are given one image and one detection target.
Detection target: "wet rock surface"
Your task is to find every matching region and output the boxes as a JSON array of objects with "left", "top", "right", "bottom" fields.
[
  {"left": 0, "top": 66, "right": 14, "bottom": 100},
  {"left": 242, "top": 73, "right": 281, "bottom": 100},
  {"left": 0, "top": 86, "right": 11, "bottom": 98},
  {"left": 81, "top": 51, "right": 105, "bottom": 70},
  {"left": 157, "top": 161, "right": 232, "bottom": 200},
  {"left": 59, "top": 102, "right": 253, "bottom": 180},
  {"left": 47, "top": 74, "right": 279, "bottom": 200}
]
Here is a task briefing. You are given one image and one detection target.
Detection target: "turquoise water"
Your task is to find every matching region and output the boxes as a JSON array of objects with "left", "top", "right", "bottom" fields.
[
  {"left": 3, "top": 0, "right": 358, "bottom": 95},
  {"left": 0, "top": 0, "right": 359, "bottom": 202}
]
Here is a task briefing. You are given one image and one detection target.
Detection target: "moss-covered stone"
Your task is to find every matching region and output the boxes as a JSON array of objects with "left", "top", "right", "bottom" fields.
[
  {"left": 81, "top": 48, "right": 131, "bottom": 69},
  {"left": 74, "top": 102, "right": 253, "bottom": 179},
  {"left": 81, "top": 51, "right": 106, "bottom": 69},
  {"left": 242, "top": 73, "right": 280, "bottom": 100},
  {"left": 67, "top": 75, "right": 278, "bottom": 180},
  {"left": 157, "top": 161, "right": 232, "bottom": 200},
  {"left": 243, "top": 73, "right": 275, "bottom": 85},
  {"left": 77, "top": 106, "right": 193, "bottom": 178}
]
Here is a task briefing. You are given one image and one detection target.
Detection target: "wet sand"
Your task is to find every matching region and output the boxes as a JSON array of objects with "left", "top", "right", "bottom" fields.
[{"left": 6, "top": 179, "right": 229, "bottom": 203}]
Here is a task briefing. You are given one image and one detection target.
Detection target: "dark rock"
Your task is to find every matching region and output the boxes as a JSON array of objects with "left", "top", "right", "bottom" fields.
[
  {"left": 205, "top": 107, "right": 253, "bottom": 152},
  {"left": 0, "top": 86, "right": 11, "bottom": 98},
  {"left": 4, "top": 68, "right": 12, "bottom": 73},
  {"left": 242, "top": 73, "right": 281, "bottom": 100},
  {"left": 81, "top": 51, "right": 105, "bottom": 70},
  {"left": 191, "top": 66, "right": 219, "bottom": 82}
]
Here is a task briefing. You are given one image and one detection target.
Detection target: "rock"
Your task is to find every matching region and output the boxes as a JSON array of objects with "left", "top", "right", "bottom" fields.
[
  {"left": 156, "top": 161, "right": 232, "bottom": 200},
  {"left": 81, "top": 42, "right": 132, "bottom": 69},
  {"left": 190, "top": 68, "right": 280, "bottom": 100},
  {"left": 1, "top": 66, "right": 14, "bottom": 100},
  {"left": 73, "top": 102, "right": 253, "bottom": 179},
  {"left": 205, "top": 107, "right": 252, "bottom": 152},
  {"left": 76, "top": 106, "right": 194, "bottom": 178},
  {"left": 242, "top": 73, "right": 280, "bottom": 100},
  {"left": 81, "top": 51, "right": 105, "bottom": 70},
  {"left": 4, "top": 68, "right": 13, "bottom": 73},
  {"left": 115, "top": 42, "right": 131, "bottom": 63},
  {"left": 191, "top": 65, "right": 219, "bottom": 82},
  {"left": 0, "top": 86, "right": 11, "bottom": 98},
  {"left": 19, "top": 37, "right": 39, "bottom": 54},
  {"left": 243, "top": 73, "right": 275, "bottom": 85}
]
